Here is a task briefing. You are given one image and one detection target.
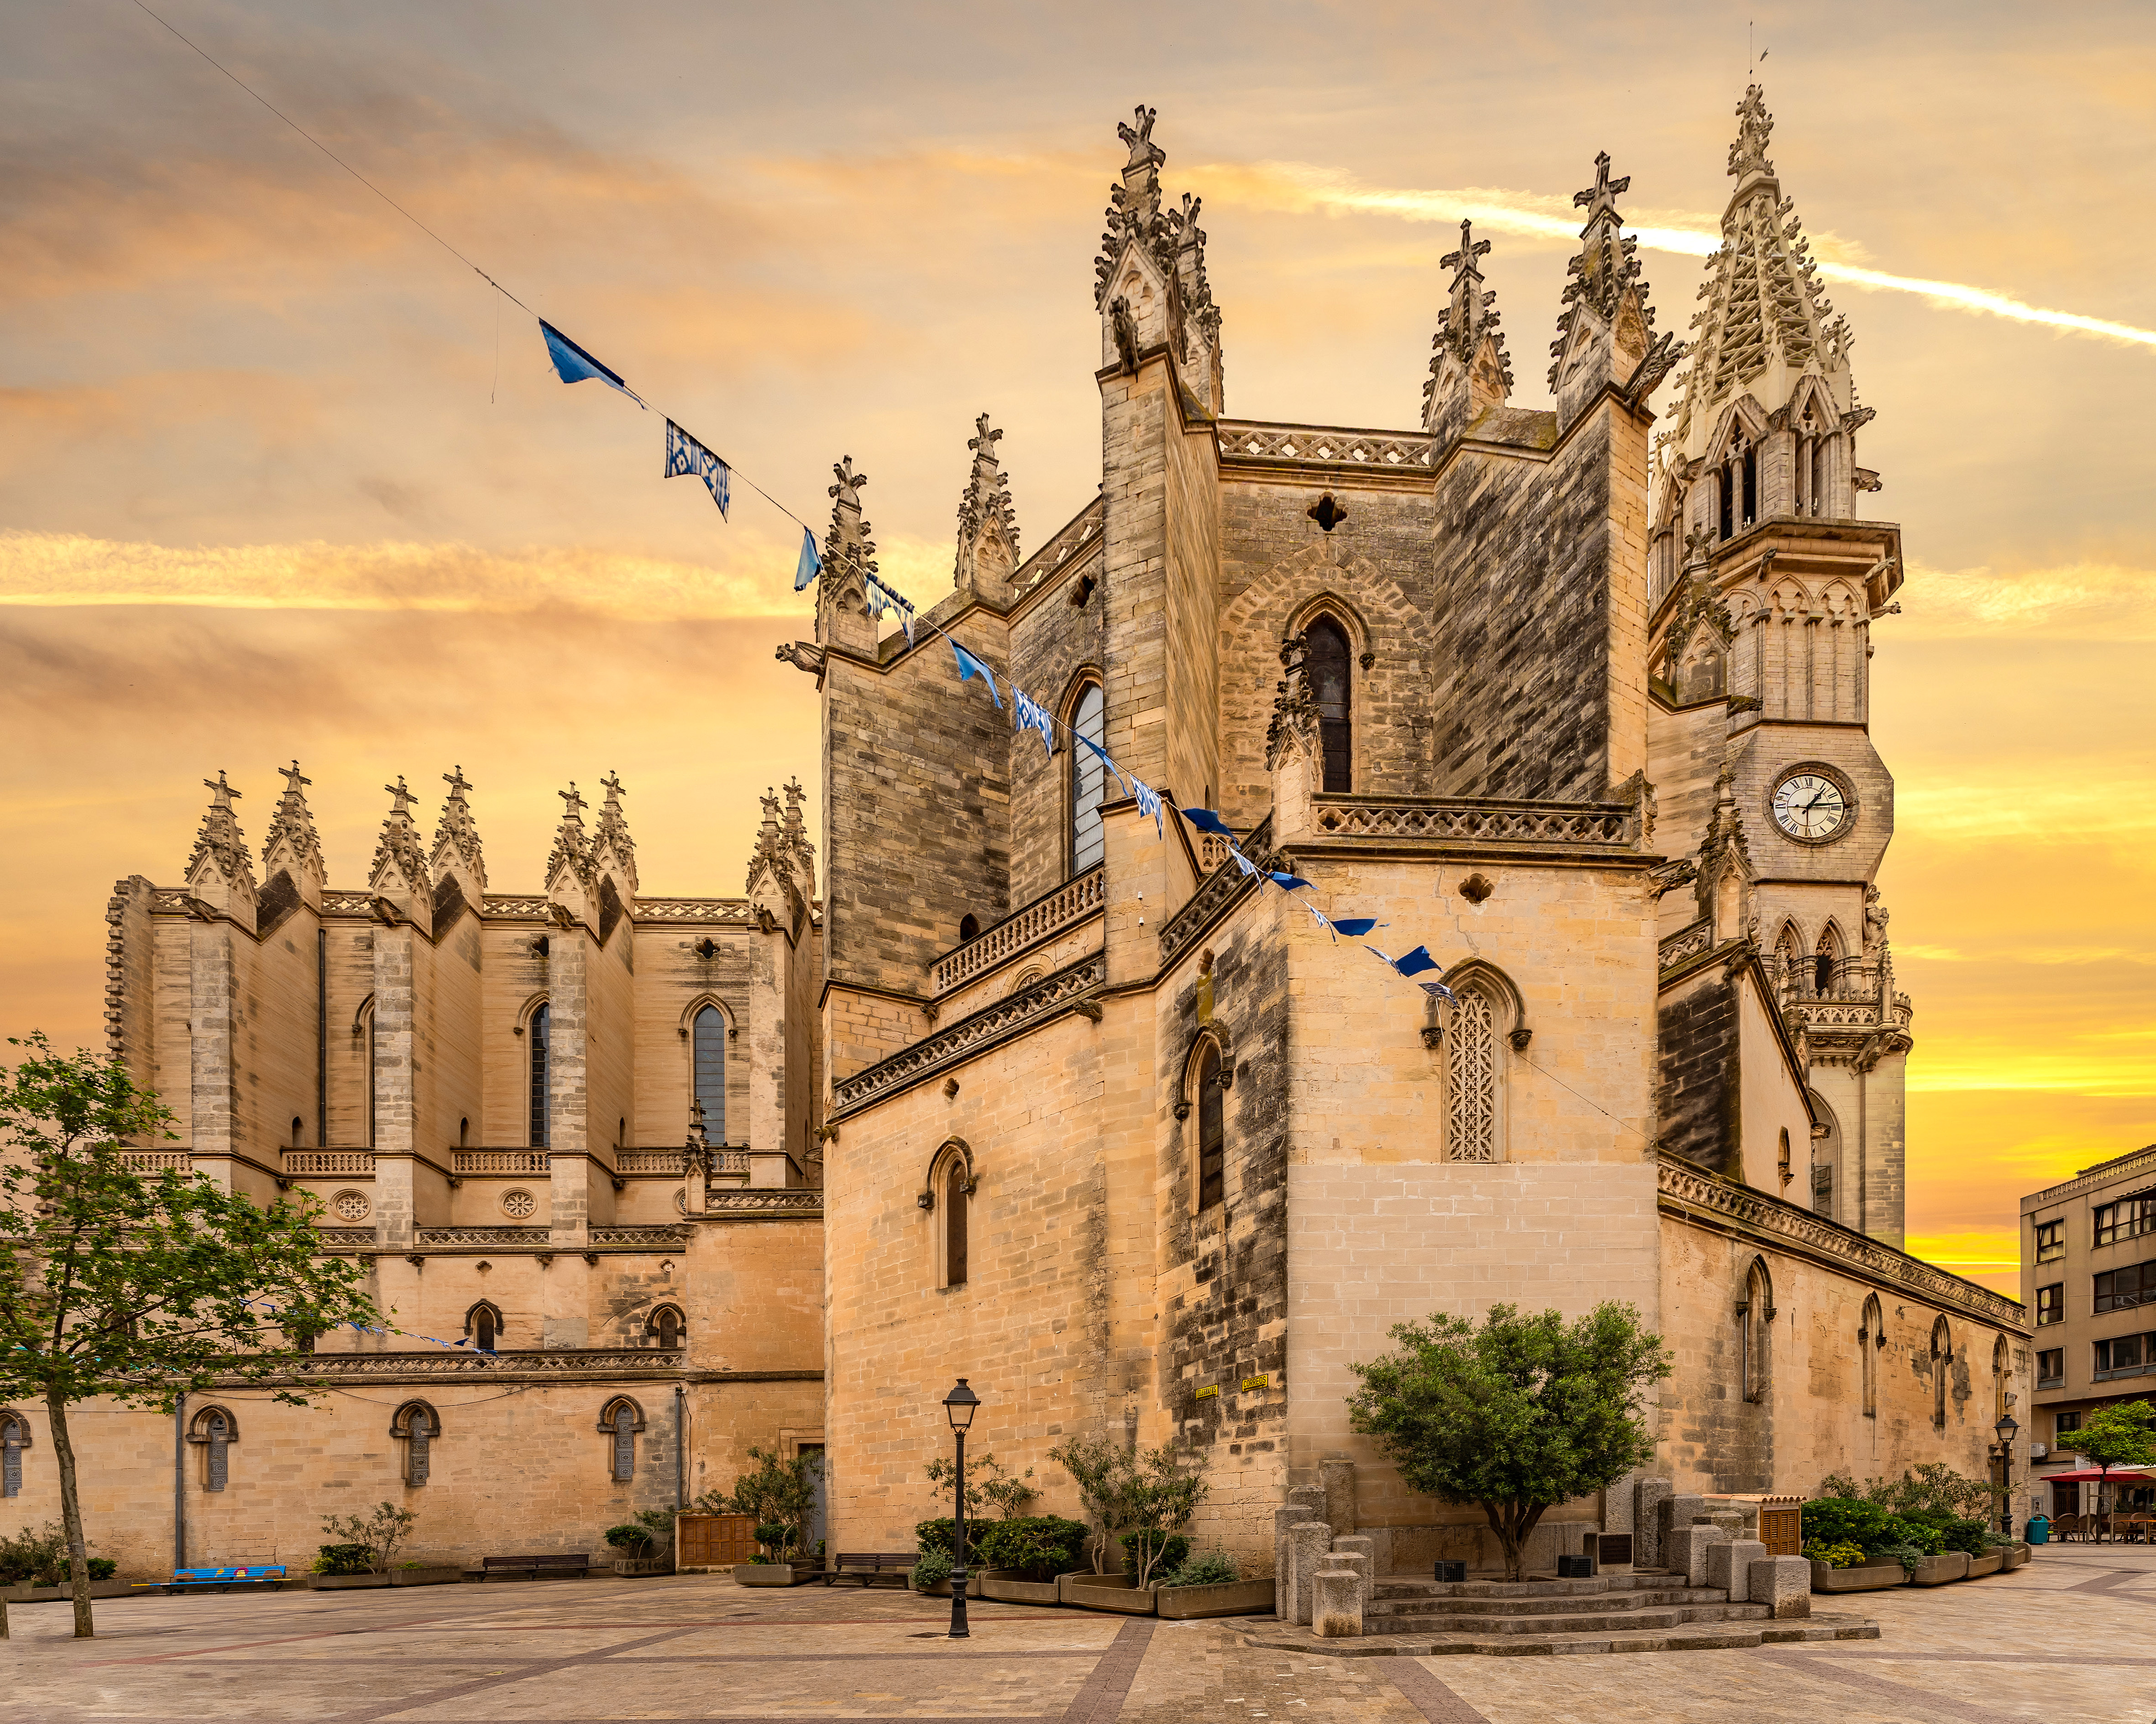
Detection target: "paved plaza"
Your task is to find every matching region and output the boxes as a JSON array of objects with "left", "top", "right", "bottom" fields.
[{"left": 5, "top": 1546, "right": 2153, "bottom": 1724}]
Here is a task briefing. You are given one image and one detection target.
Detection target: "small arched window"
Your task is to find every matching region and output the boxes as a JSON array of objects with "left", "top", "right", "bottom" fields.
[
  {"left": 1071, "top": 681, "right": 1108, "bottom": 873},
  {"left": 466, "top": 1302, "right": 502, "bottom": 1353},
  {"left": 1860, "top": 1295, "right": 1882, "bottom": 1419},
  {"left": 959, "top": 913, "right": 981, "bottom": 944},
  {"left": 649, "top": 1305, "right": 685, "bottom": 1350},
  {"left": 1994, "top": 1335, "right": 2011, "bottom": 1420},
  {"left": 1193, "top": 1042, "right": 1226, "bottom": 1210},
  {"left": 529, "top": 1003, "right": 551, "bottom": 1149},
  {"left": 0, "top": 1411, "right": 31, "bottom": 1498},
  {"left": 1444, "top": 982, "right": 1502, "bottom": 1162},
  {"left": 1931, "top": 1318, "right": 1954, "bottom": 1429},
  {"left": 1815, "top": 923, "right": 1845, "bottom": 997},
  {"left": 693, "top": 1005, "right": 727, "bottom": 1143},
  {"left": 1741, "top": 1259, "right": 1774, "bottom": 1403},
  {"left": 1305, "top": 618, "right": 1352, "bottom": 792},
  {"left": 291, "top": 1116, "right": 304, "bottom": 1148},
  {"left": 189, "top": 1405, "right": 237, "bottom": 1491},
  {"left": 392, "top": 1402, "right": 439, "bottom": 1487},
  {"left": 602, "top": 1397, "right": 643, "bottom": 1482}
]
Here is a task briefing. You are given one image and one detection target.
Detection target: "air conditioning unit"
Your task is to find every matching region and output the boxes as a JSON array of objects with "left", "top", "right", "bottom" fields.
[{"left": 2029, "top": 1444, "right": 2048, "bottom": 1459}]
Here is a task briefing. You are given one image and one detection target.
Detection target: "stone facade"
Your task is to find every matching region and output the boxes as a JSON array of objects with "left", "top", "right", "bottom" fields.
[{"left": 28, "top": 88, "right": 2026, "bottom": 1583}]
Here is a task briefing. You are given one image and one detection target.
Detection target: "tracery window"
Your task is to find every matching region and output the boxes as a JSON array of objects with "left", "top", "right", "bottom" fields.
[
  {"left": 1071, "top": 681, "right": 1107, "bottom": 874},
  {"left": 649, "top": 1305, "right": 685, "bottom": 1350},
  {"left": 1741, "top": 1259, "right": 1774, "bottom": 1403},
  {"left": 528, "top": 1002, "right": 551, "bottom": 1149},
  {"left": 693, "top": 1004, "right": 727, "bottom": 1143},
  {"left": 0, "top": 1411, "right": 29, "bottom": 1498},
  {"left": 392, "top": 1401, "right": 439, "bottom": 1487},
  {"left": 1444, "top": 984, "right": 1502, "bottom": 1162},
  {"left": 466, "top": 1301, "right": 503, "bottom": 1353},
  {"left": 945, "top": 1157, "right": 970, "bottom": 1288},
  {"left": 190, "top": 1405, "right": 237, "bottom": 1491},
  {"left": 602, "top": 1398, "right": 643, "bottom": 1483},
  {"left": 1305, "top": 618, "right": 1353, "bottom": 793}
]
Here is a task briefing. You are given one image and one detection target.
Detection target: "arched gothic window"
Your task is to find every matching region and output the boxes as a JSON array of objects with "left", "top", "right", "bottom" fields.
[
  {"left": 1994, "top": 1335, "right": 2011, "bottom": 1421},
  {"left": 1305, "top": 618, "right": 1353, "bottom": 792},
  {"left": 1444, "top": 983, "right": 1502, "bottom": 1162},
  {"left": 1774, "top": 922, "right": 1804, "bottom": 993},
  {"left": 1741, "top": 1259, "right": 1774, "bottom": 1403},
  {"left": 1070, "top": 681, "right": 1107, "bottom": 873},
  {"left": 945, "top": 1156, "right": 970, "bottom": 1288},
  {"left": 602, "top": 1397, "right": 644, "bottom": 1483},
  {"left": 1193, "top": 1040, "right": 1226, "bottom": 1211},
  {"left": 528, "top": 1003, "right": 551, "bottom": 1149},
  {"left": 1931, "top": 1318, "right": 1954, "bottom": 1430},
  {"left": 692, "top": 1005, "right": 727, "bottom": 1143},
  {"left": 1815, "top": 923, "right": 1845, "bottom": 997},
  {"left": 1860, "top": 1295, "right": 1882, "bottom": 1419},
  {"left": 466, "top": 1301, "right": 503, "bottom": 1353},
  {"left": 0, "top": 1411, "right": 29, "bottom": 1498},
  {"left": 649, "top": 1305, "right": 685, "bottom": 1350},
  {"left": 392, "top": 1402, "right": 439, "bottom": 1487}
]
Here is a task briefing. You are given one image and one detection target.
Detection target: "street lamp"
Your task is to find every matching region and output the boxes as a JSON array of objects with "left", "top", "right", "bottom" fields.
[
  {"left": 1993, "top": 1411, "right": 2020, "bottom": 1537},
  {"left": 942, "top": 1379, "right": 980, "bottom": 1639}
]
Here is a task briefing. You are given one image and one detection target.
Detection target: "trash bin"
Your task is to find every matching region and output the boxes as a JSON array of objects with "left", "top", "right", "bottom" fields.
[{"left": 2025, "top": 1515, "right": 2050, "bottom": 1545}]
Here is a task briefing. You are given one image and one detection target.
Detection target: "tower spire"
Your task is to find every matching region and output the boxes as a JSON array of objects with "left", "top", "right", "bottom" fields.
[
  {"left": 1091, "top": 107, "right": 1221, "bottom": 404},
  {"left": 260, "top": 759, "right": 326, "bottom": 891},
  {"left": 953, "top": 413, "right": 1021, "bottom": 605},
  {"left": 813, "top": 457, "right": 878, "bottom": 656},
  {"left": 1422, "top": 219, "right": 1513, "bottom": 446},
  {"left": 184, "top": 769, "right": 257, "bottom": 917},
  {"left": 1547, "top": 152, "right": 1679, "bottom": 428},
  {"left": 367, "top": 773, "right": 431, "bottom": 918}
]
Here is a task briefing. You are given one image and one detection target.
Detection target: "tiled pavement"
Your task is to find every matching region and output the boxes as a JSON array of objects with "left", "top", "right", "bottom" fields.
[{"left": 5, "top": 1546, "right": 2153, "bottom": 1723}]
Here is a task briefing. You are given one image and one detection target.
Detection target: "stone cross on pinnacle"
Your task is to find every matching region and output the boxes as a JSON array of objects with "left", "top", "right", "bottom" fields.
[
  {"left": 278, "top": 761, "right": 311, "bottom": 795},
  {"left": 442, "top": 765, "right": 473, "bottom": 801},
  {"left": 1116, "top": 104, "right": 1162, "bottom": 171},
  {"left": 602, "top": 771, "right": 626, "bottom": 804},
  {"left": 382, "top": 776, "right": 415, "bottom": 818},
  {"left": 559, "top": 783, "right": 587, "bottom": 821},
  {"left": 1440, "top": 219, "right": 1491, "bottom": 287},
  {"left": 204, "top": 770, "right": 241, "bottom": 807},
  {"left": 968, "top": 413, "right": 1002, "bottom": 457},
  {"left": 1573, "top": 151, "right": 1631, "bottom": 223}
]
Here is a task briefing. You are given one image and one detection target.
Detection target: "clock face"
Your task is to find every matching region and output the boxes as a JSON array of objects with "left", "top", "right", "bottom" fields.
[{"left": 1771, "top": 772, "right": 1852, "bottom": 842}]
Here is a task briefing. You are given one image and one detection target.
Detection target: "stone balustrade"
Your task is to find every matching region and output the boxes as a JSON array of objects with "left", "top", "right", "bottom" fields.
[{"left": 929, "top": 866, "right": 1104, "bottom": 994}]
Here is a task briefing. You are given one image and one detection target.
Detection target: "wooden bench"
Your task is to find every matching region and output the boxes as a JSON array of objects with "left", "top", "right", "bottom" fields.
[
  {"left": 823, "top": 1551, "right": 918, "bottom": 1588},
  {"left": 476, "top": 1554, "right": 592, "bottom": 1581},
  {"left": 154, "top": 1564, "right": 288, "bottom": 1593}
]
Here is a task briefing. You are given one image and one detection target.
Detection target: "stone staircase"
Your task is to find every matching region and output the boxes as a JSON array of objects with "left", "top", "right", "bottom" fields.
[{"left": 1249, "top": 1571, "right": 1881, "bottom": 1657}]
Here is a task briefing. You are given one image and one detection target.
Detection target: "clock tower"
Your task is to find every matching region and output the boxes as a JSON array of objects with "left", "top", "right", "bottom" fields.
[{"left": 1646, "top": 86, "right": 1911, "bottom": 1246}]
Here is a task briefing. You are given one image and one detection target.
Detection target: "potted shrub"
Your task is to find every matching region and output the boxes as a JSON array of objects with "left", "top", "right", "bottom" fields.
[
  {"left": 697, "top": 1449, "right": 823, "bottom": 1584},
  {"left": 309, "top": 1503, "right": 418, "bottom": 1589},
  {"left": 910, "top": 1520, "right": 982, "bottom": 1598},
  {"left": 309, "top": 1542, "right": 389, "bottom": 1590},
  {"left": 1152, "top": 1547, "right": 1276, "bottom": 1620},
  {"left": 1047, "top": 1436, "right": 1208, "bottom": 1611},
  {"left": 977, "top": 1516, "right": 1089, "bottom": 1604},
  {"left": 0, "top": 1525, "right": 128, "bottom": 1601},
  {"left": 604, "top": 1519, "right": 673, "bottom": 1579},
  {"left": 1800, "top": 1499, "right": 1924, "bottom": 1592}
]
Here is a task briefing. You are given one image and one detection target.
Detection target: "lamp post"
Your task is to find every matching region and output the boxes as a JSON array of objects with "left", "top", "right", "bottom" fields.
[
  {"left": 1994, "top": 1411, "right": 2020, "bottom": 1537},
  {"left": 942, "top": 1378, "right": 979, "bottom": 1640}
]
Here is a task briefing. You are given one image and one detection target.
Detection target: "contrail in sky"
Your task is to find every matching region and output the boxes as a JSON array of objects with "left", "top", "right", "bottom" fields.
[{"left": 1213, "top": 163, "right": 2156, "bottom": 351}]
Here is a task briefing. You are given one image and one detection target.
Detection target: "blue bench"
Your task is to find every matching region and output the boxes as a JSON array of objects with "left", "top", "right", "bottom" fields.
[{"left": 144, "top": 1563, "right": 289, "bottom": 1593}]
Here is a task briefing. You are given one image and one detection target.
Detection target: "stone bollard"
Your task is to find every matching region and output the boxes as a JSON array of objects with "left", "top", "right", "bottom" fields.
[
  {"left": 1748, "top": 1556, "right": 1812, "bottom": 1619},
  {"left": 1706, "top": 1538, "right": 1767, "bottom": 1600},
  {"left": 1314, "top": 1563, "right": 1365, "bottom": 1638},
  {"left": 1273, "top": 1507, "right": 1304, "bottom": 1620},
  {"left": 1634, "top": 1479, "right": 1671, "bottom": 1569},
  {"left": 1290, "top": 1521, "right": 1333, "bottom": 1626},
  {"left": 1657, "top": 1494, "right": 1705, "bottom": 1555},
  {"left": 1666, "top": 1524, "right": 1728, "bottom": 1588}
]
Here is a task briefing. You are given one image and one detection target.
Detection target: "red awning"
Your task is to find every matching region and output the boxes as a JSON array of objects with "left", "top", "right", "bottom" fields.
[{"left": 2039, "top": 1468, "right": 2156, "bottom": 1483}]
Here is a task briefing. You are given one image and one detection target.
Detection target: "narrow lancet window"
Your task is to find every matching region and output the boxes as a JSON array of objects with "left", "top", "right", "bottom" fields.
[
  {"left": 1071, "top": 682, "right": 1107, "bottom": 873},
  {"left": 693, "top": 1005, "right": 726, "bottom": 1143},
  {"left": 1306, "top": 619, "right": 1352, "bottom": 792},
  {"left": 529, "top": 1003, "right": 551, "bottom": 1149}
]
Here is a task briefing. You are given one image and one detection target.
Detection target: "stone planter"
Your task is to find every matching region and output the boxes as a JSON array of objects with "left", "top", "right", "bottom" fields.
[
  {"left": 1153, "top": 1578, "right": 1277, "bottom": 1620},
  {"left": 1963, "top": 1551, "right": 2004, "bottom": 1578},
  {"left": 979, "top": 1568, "right": 1066, "bottom": 1604},
  {"left": 307, "top": 1572, "right": 392, "bottom": 1590},
  {"left": 1911, "top": 1551, "right": 1970, "bottom": 1586},
  {"left": 389, "top": 1567, "right": 464, "bottom": 1587},
  {"left": 2, "top": 1579, "right": 137, "bottom": 1602},
  {"left": 2004, "top": 1541, "right": 2030, "bottom": 1568},
  {"left": 733, "top": 1562, "right": 823, "bottom": 1587},
  {"left": 1809, "top": 1559, "right": 1908, "bottom": 1593},
  {"left": 1059, "top": 1572, "right": 1157, "bottom": 1616},
  {"left": 609, "top": 1557, "right": 674, "bottom": 1578},
  {"left": 919, "top": 1574, "right": 984, "bottom": 1598}
]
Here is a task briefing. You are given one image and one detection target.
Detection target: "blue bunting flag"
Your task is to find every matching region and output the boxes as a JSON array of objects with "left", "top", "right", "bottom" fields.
[
  {"left": 663, "top": 420, "right": 731, "bottom": 517},
  {"left": 1130, "top": 778, "right": 1164, "bottom": 836},
  {"left": 951, "top": 641, "right": 1003, "bottom": 709},
  {"left": 795, "top": 528, "right": 823, "bottom": 592},
  {"left": 1075, "top": 732, "right": 1129, "bottom": 796},
  {"left": 1179, "top": 807, "right": 1235, "bottom": 839},
  {"left": 539, "top": 320, "right": 646, "bottom": 407},
  {"left": 1013, "top": 686, "right": 1055, "bottom": 758}
]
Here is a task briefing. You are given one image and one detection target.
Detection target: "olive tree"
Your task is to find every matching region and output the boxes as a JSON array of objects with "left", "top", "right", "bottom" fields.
[
  {"left": 1348, "top": 1302, "right": 1671, "bottom": 1581},
  {"left": 0, "top": 1035, "right": 379, "bottom": 1637}
]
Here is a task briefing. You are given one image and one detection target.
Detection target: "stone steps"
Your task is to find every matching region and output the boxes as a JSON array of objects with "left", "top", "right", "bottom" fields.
[
  {"left": 1368, "top": 1602, "right": 1769, "bottom": 1635},
  {"left": 1245, "top": 1614, "right": 1881, "bottom": 1659},
  {"left": 1368, "top": 1587, "right": 1732, "bottom": 1618}
]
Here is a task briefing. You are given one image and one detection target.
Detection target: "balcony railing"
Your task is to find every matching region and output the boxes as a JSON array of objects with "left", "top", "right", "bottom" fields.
[
  {"left": 617, "top": 1147, "right": 748, "bottom": 1175},
  {"left": 929, "top": 867, "right": 1104, "bottom": 995},
  {"left": 449, "top": 1149, "right": 550, "bottom": 1175},
  {"left": 121, "top": 1149, "right": 192, "bottom": 1174},
  {"left": 285, "top": 1150, "right": 376, "bottom": 1176}
]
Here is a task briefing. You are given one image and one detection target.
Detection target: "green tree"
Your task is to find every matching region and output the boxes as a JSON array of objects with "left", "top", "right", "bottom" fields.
[
  {"left": 1348, "top": 1302, "right": 1671, "bottom": 1582},
  {"left": 319, "top": 1502, "right": 417, "bottom": 1573},
  {"left": 1047, "top": 1434, "right": 1139, "bottom": 1573},
  {"left": 0, "top": 1035, "right": 379, "bottom": 1637},
  {"left": 695, "top": 1446, "right": 822, "bottom": 1558},
  {"left": 2074, "top": 1400, "right": 2156, "bottom": 1521}
]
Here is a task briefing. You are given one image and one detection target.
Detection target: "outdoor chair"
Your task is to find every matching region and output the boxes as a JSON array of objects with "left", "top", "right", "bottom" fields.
[{"left": 2052, "top": 1514, "right": 2083, "bottom": 1541}]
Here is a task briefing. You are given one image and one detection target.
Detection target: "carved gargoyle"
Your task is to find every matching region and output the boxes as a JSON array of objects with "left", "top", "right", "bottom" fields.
[{"left": 775, "top": 641, "right": 826, "bottom": 676}]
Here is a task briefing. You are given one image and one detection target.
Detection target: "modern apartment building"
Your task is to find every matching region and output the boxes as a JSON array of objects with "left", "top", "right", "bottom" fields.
[{"left": 2021, "top": 1144, "right": 2156, "bottom": 1519}]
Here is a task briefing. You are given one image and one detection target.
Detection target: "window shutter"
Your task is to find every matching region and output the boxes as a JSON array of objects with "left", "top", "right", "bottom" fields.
[
  {"left": 694, "top": 1007, "right": 727, "bottom": 1142},
  {"left": 207, "top": 1417, "right": 229, "bottom": 1492},
  {"left": 408, "top": 1421, "right": 430, "bottom": 1486}
]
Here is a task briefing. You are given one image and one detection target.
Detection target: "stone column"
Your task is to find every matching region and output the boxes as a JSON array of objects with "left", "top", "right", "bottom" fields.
[
  {"left": 1318, "top": 1461, "right": 1356, "bottom": 1541},
  {"left": 1314, "top": 1561, "right": 1365, "bottom": 1638},
  {"left": 1635, "top": 1478, "right": 1670, "bottom": 1569},
  {"left": 1706, "top": 1538, "right": 1767, "bottom": 1600},
  {"left": 1290, "top": 1521, "right": 1332, "bottom": 1627},
  {"left": 1272, "top": 1507, "right": 1303, "bottom": 1620}
]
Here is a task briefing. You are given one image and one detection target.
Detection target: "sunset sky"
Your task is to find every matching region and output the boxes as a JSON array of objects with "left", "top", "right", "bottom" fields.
[{"left": 5, "top": 1, "right": 2152, "bottom": 1296}]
